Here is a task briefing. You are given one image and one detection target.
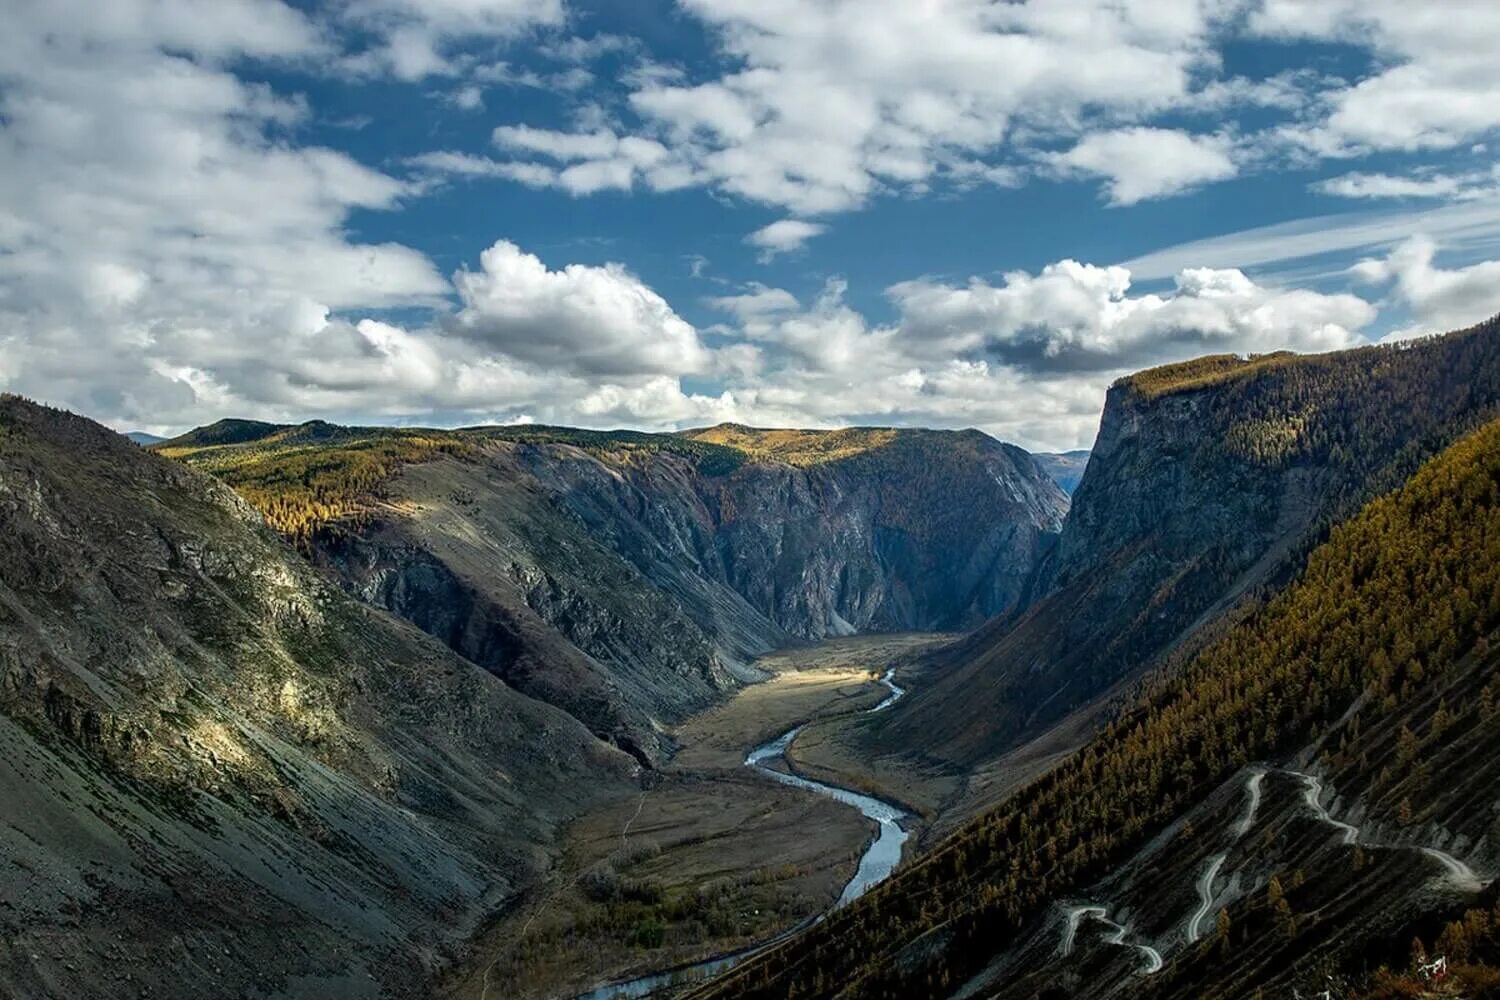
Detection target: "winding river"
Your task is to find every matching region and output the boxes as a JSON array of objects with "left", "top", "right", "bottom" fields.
[{"left": 575, "top": 669, "right": 911, "bottom": 999}]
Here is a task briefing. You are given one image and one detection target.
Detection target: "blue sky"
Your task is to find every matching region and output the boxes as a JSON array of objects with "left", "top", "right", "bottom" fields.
[{"left": 3, "top": 1, "right": 1500, "bottom": 450}]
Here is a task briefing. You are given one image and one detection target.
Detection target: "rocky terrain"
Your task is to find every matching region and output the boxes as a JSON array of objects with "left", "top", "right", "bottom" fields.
[
  {"left": 691, "top": 316, "right": 1500, "bottom": 1000},
  {"left": 158, "top": 422, "right": 1066, "bottom": 766},
  {"left": 874, "top": 319, "right": 1500, "bottom": 781},
  {"left": 0, "top": 396, "right": 636, "bottom": 999}
]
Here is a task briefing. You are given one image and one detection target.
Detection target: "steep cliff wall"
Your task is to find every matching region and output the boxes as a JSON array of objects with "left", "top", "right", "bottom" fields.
[{"left": 876, "top": 316, "right": 1500, "bottom": 770}]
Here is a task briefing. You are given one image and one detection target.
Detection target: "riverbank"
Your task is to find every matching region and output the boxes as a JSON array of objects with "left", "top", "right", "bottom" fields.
[{"left": 438, "top": 634, "right": 951, "bottom": 1000}]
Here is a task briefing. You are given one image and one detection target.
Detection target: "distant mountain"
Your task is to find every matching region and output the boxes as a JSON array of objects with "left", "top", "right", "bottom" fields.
[
  {"left": 0, "top": 395, "right": 632, "bottom": 998},
  {"left": 1032, "top": 449, "right": 1090, "bottom": 493},
  {"left": 156, "top": 421, "right": 1068, "bottom": 765},
  {"left": 124, "top": 430, "right": 164, "bottom": 445}
]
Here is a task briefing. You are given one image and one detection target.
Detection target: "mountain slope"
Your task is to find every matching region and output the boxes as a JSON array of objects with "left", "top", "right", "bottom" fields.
[
  {"left": 0, "top": 396, "right": 633, "bottom": 999},
  {"left": 694, "top": 390, "right": 1500, "bottom": 1000},
  {"left": 158, "top": 421, "right": 1067, "bottom": 763},
  {"left": 877, "top": 318, "right": 1500, "bottom": 776}
]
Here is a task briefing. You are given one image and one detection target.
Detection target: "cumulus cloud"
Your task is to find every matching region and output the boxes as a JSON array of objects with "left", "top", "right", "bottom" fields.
[
  {"left": 1354, "top": 236, "right": 1500, "bottom": 337},
  {"left": 745, "top": 219, "right": 826, "bottom": 260},
  {"left": 888, "top": 261, "right": 1371, "bottom": 372},
  {"left": 0, "top": 0, "right": 449, "bottom": 429},
  {"left": 1049, "top": 128, "right": 1237, "bottom": 205},
  {"left": 449, "top": 241, "right": 709, "bottom": 377},
  {"left": 483, "top": 126, "right": 677, "bottom": 195},
  {"left": 690, "top": 259, "right": 1377, "bottom": 448}
]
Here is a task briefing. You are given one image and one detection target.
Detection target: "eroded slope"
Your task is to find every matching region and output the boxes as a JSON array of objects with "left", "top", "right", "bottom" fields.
[{"left": 0, "top": 397, "right": 633, "bottom": 999}]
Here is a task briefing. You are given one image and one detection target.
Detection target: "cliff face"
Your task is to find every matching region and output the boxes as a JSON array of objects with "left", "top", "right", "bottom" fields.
[
  {"left": 311, "top": 444, "right": 769, "bottom": 767},
  {"left": 679, "top": 429, "right": 1066, "bottom": 638},
  {"left": 877, "top": 317, "right": 1500, "bottom": 770},
  {"left": 0, "top": 397, "right": 632, "bottom": 999},
  {"left": 160, "top": 422, "right": 1068, "bottom": 766}
]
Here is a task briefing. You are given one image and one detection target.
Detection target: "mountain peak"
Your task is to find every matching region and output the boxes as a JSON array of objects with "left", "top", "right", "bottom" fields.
[{"left": 157, "top": 417, "right": 286, "bottom": 450}]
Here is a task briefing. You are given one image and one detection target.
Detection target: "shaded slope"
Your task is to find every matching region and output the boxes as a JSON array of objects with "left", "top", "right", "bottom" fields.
[
  {"left": 880, "top": 317, "right": 1500, "bottom": 772},
  {"left": 0, "top": 396, "right": 633, "bottom": 999},
  {"left": 693, "top": 387, "right": 1500, "bottom": 1000}
]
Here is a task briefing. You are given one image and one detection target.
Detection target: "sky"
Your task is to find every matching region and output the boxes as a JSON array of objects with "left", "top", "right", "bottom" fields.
[{"left": 2, "top": 1, "right": 1500, "bottom": 451}]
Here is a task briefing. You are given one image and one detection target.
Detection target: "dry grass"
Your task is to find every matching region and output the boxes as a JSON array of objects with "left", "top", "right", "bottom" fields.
[{"left": 681, "top": 424, "right": 900, "bottom": 466}]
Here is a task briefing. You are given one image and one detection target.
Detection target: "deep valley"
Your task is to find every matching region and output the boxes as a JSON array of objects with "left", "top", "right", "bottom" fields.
[{"left": 6, "top": 315, "right": 1500, "bottom": 1000}]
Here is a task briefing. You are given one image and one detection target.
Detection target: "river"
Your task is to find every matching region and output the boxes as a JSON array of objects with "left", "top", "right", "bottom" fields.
[{"left": 574, "top": 668, "right": 910, "bottom": 999}]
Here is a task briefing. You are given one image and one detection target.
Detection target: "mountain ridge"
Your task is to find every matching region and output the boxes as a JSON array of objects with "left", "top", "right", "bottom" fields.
[
  {"left": 0, "top": 394, "right": 635, "bottom": 999},
  {"left": 156, "top": 418, "right": 1068, "bottom": 765}
]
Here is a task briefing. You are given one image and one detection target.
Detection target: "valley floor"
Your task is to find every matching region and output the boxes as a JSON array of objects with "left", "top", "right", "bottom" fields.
[{"left": 439, "top": 633, "right": 956, "bottom": 1000}]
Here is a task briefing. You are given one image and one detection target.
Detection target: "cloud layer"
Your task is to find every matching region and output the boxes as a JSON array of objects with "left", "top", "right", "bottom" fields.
[{"left": 2, "top": 0, "right": 1500, "bottom": 452}]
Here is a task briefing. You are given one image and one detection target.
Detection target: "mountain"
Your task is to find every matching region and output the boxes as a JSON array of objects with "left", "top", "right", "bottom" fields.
[
  {"left": 156, "top": 421, "right": 1067, "bottom": 765},
  {"left": 124, "top": 430, "right": 164, "bottom": 445},
  {"left": 0, "top": 396, "right": 633, "bottom": 999},
  {"left": 695, "top": 348, "right": 1500, "bottom": 1000},
  {"left": 870, "top": 319, "right": 1500, "bottom": 791},
  {"left": 1032, "top": 450, "right": 1090, "bottom": 494}
]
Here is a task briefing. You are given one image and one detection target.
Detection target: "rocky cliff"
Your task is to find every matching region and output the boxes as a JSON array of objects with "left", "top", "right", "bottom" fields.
[
  {"left": 159, "top": 421, "right": 1067, "bottom": 765},
  {"left": 0, "top": 396, "right": 633, "bottom": 999},
  {"left": 875, "top": 316, "right": 1500, "bottom": 772}
]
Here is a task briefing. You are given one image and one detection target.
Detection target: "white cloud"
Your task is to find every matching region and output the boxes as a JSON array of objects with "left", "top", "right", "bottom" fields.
[
  {"left": 706, "top": 284, "right": 802, "bottom": 320},
  {"left": 445, "top": 0, "right": 1232, "bottom": 213},
  {"left": 339, "top": 0, "right": 564, "bottom": 80},
  {"left": 1048, "top": 127, "right": 1237, "bottom": 205},
  {"left": 1315, "top": 172, "right": 1464, "bottom": 201},
  {"left": 1253, "top": 1, "right": 1500, "bottom": 155},
  {"left": 745, "top": 219, "right": 826, "bottom": 260},
  {"left": 1353, "top": 236, "right": 1500, "bottom": 338},
  {"left": 392, "top": 0, "right": 1500, "bottom": 221},
  {"left": 1314, "top": 165, "right": 1500, "bottom": 202},
  {"left": 886, "top": 260, "right": 1371, "bottom": 371},
  {"left": 688, "top": 257, "right": 1376, "bottom": 449},
  {"left": 0, "top": 0, "right": 459, "bottom": 427},
  {"left": 406, "top": 150, "right": 558, "bottom": 187},
  {"left": 449, "top": 241, "right": 709, "bottom": 377},
  {"left": 447, "top": 84, "right": 485, "bottom": 110},
  {"left": 459, "top": 124, "right": 672, "bottom": 193}
]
